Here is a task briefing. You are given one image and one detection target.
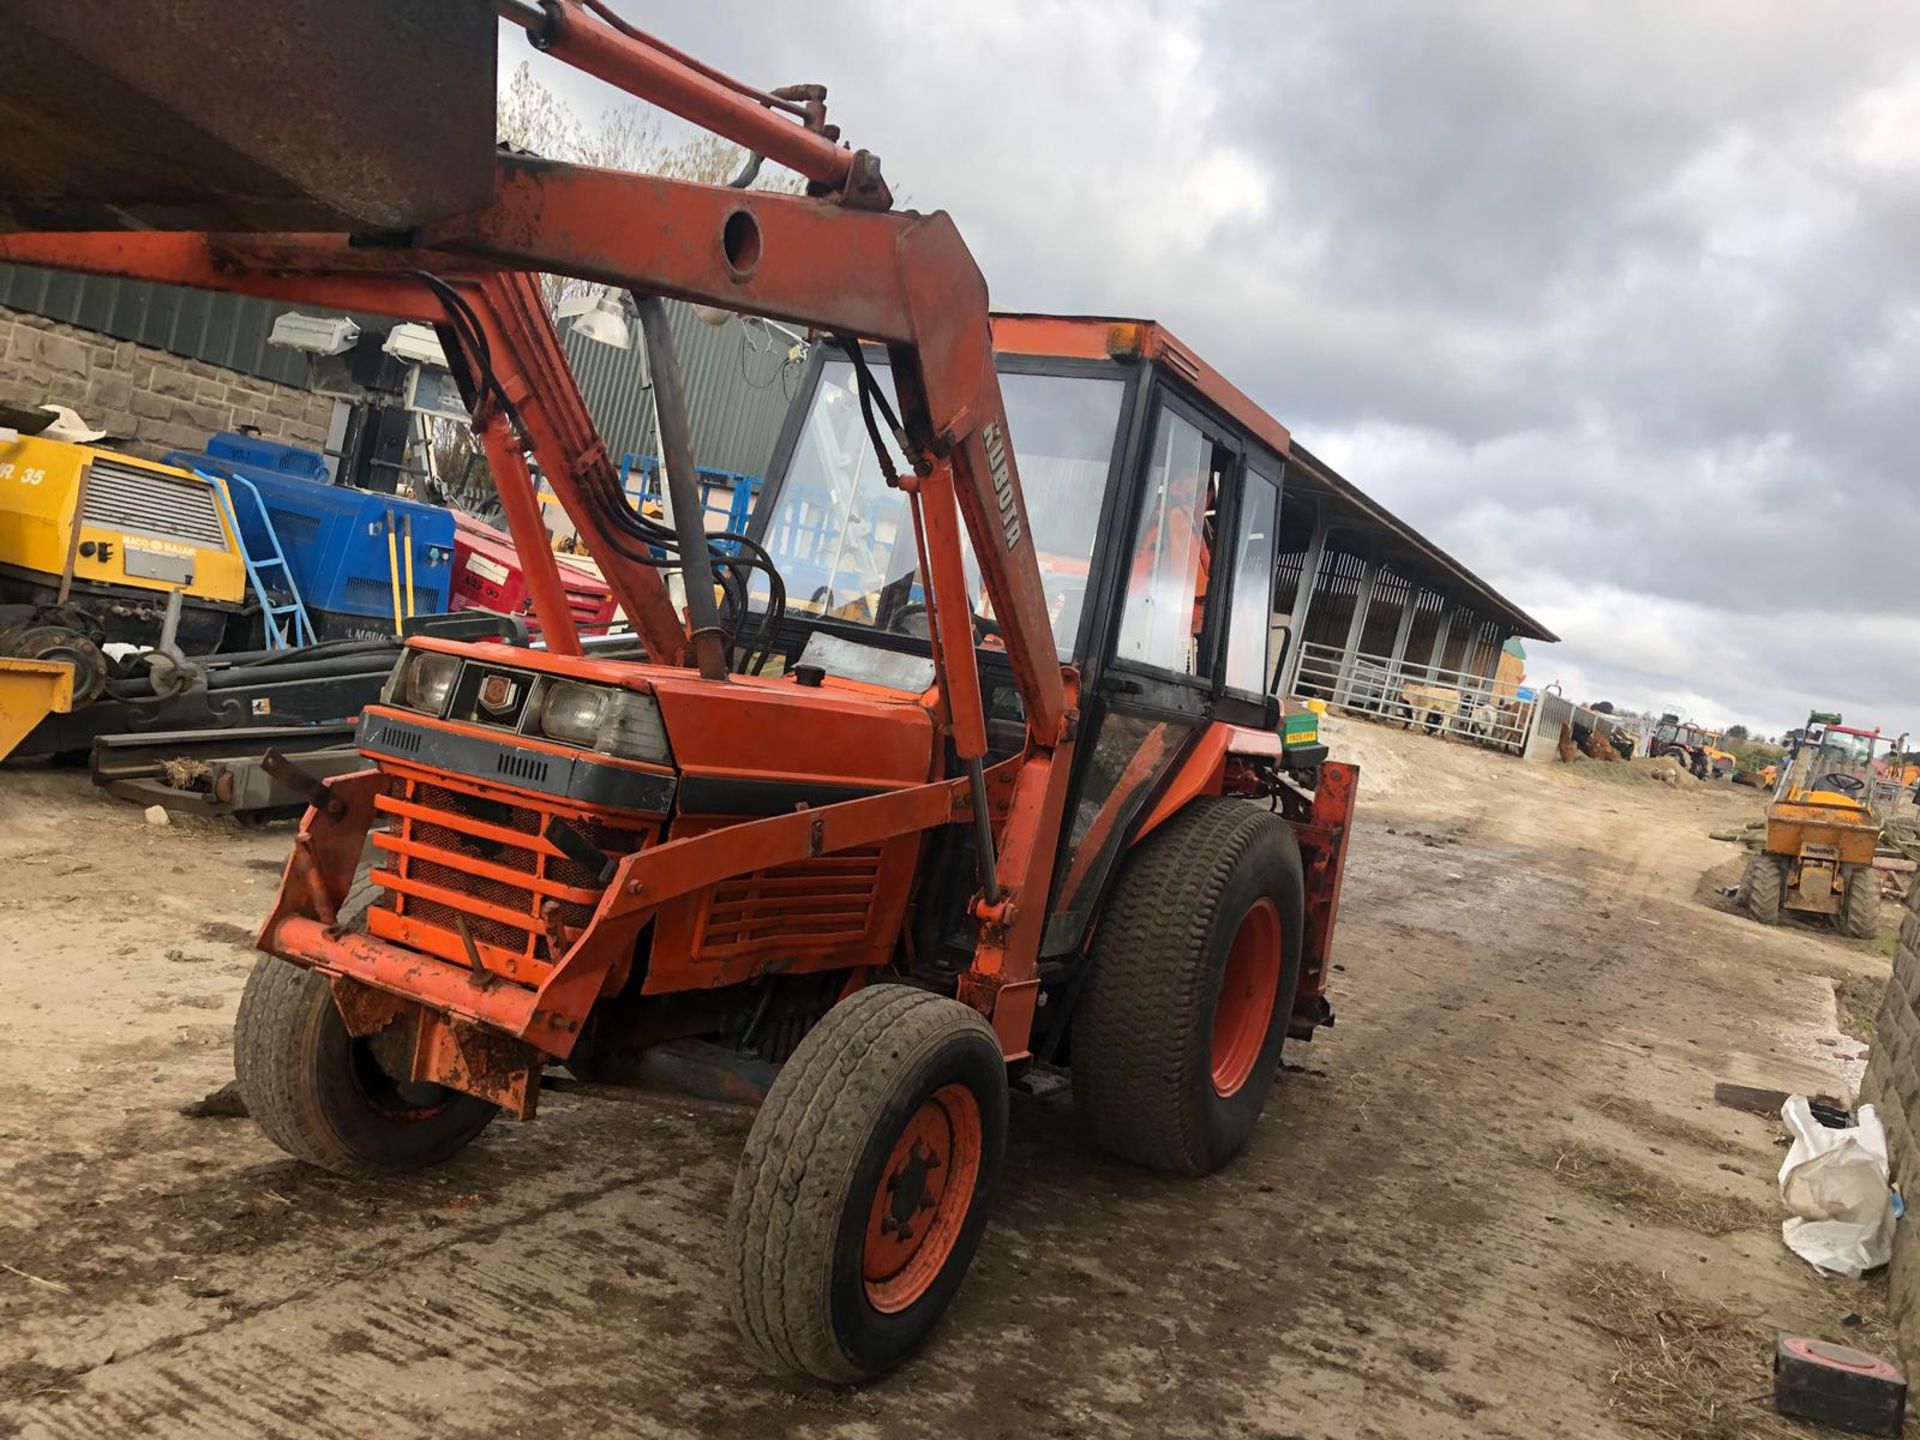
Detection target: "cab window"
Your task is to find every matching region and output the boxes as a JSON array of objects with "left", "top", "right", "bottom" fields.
[
  {"left": 1223, "top": 468, "right": 1279, "bottom": 692},
  {"left": 1114, "top": 407, "right": 1228, "bottom": 676}
]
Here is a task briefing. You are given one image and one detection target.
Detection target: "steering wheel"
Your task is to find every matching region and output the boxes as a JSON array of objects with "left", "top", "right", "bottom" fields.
[
  {"left": 887, "top": 602, "right": 998, "bottom": 647},
  {"left": 1815, "top": 772, "right": 1866, "bottom": 796},
  {"left": 886, "top": 602, "right": 933, "bottom": 639}
]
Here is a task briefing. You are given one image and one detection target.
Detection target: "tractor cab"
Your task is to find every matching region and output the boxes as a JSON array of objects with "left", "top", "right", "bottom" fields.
[
  {"left": 1778, "top": 715, "right": 1893, "bottom": 812},
  {"left": 747, "top": 316, "right": 1328, "bottom": 969}
]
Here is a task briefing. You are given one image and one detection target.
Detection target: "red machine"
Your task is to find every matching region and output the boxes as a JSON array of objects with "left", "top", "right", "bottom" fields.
[
  {"left": 449, "top": 509, "right": 617, "bottom": 637},
  {"left": 2, "top": 0, "right": 1357, "bottom": 1381}
]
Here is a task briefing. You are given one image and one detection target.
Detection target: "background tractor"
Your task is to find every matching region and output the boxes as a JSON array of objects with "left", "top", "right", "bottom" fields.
[
  {"left": 1740, "top": 712, "right": 1888, "bottom": 937},
  {"left": 1652, "top": 713, "right": 1728, "bottom": 779}
]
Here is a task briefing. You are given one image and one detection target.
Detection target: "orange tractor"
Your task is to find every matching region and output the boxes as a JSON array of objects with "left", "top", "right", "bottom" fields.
[{"left": 2, "top": 1, "right": 1356, "bottom": 1379}]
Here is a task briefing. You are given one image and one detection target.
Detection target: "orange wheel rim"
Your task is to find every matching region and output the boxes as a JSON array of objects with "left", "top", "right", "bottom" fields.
[
  {"left": 1212, "top": 897, "right": 1282, "bottom": 1097},
  {"left": 861, "top": 1082, "right": 983, "bottom": 1314}
]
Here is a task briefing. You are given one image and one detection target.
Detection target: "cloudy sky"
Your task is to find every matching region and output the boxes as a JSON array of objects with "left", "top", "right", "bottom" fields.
[{"left": 509, "top": 2, "right": 1920, "bottom": 741}]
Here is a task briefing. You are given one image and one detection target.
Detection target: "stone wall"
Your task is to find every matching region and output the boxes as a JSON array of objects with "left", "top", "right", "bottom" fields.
[
  {"left": 1862, "top": 882, "right": 1920, "bottom": 1362},
  {"left": 0, "top": 305, "right": 333, "bottom": 460}
]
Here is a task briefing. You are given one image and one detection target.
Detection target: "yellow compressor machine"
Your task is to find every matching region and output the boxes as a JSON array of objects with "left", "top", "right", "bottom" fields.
[{"left": 0, "top": 429, "right": 248, "bottom": 703}]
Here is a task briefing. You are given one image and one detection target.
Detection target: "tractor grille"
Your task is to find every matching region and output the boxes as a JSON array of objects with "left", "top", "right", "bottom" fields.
[
  {"left": 371, "top": 776, "right": 654, "bottom": 970},
  {"left": 695, "top": 845, "right": 884, "bottom": 957},
  {"left": 82, "top": 459, "right": 229, "bottom": 549}
]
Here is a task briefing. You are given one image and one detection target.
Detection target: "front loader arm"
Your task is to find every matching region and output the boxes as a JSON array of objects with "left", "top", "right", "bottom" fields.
[
  {"left": 0, "top": 157, "right": 1068, "bottom": 755},
  {"left": 0, "top": 3, "right": 1079, "bottom": 1035},
  {"left": 430, "top": 156, "right": 1072, "bottom": 756}
]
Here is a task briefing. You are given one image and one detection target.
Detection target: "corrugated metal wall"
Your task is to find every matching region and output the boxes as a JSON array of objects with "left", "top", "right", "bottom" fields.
[
  {"left": 1, "top": 263, "right": 796, "bottom": 480},
  {"left": 0, "top": 262, "right": 314, "bottom": 386},
  {"left": 559, "top": 304, "right": 795, "bottom": 480}
]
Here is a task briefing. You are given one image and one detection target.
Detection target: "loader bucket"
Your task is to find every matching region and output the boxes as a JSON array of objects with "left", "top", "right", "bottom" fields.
[
  {"left": 0, "top": 1, "right": 496, "bottom": 234},
  {"left": 0, "top": 657, "right": 73, "bottom": 762}
]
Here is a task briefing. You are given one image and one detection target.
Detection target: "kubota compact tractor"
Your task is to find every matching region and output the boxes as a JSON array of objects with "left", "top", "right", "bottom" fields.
[{"left": 1, "top": 1, "right": 1356, "bottom": 1380}]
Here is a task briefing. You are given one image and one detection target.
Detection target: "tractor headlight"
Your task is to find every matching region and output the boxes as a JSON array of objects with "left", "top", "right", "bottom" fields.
[
  {"left": 539, "top": 683, "right": 671, "bottom": 764},
  {"left": 540, "top": 682, "right": 610, "bottom": 745},
  {"left": 598, "top": 690, "right": 671, "bottom": 763},
  {"left": 402, "top": 652, "right": 459, "bottom": 715}
]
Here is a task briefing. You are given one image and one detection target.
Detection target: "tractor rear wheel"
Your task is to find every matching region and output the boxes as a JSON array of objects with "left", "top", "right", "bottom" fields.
[
  {"left": 1072, "top": 796, "right": 1305, "bottom": 1175},
  {"left": 726, "top": 985, "right": 1008, "bottom": 1382},
  {"left": 1841, "top": 865, "right": 1879, "bottom": 940},
  {"left": 1745, "top": 853, "right": 1788, "bottom": 925},
  {"left": 233, "top": 873, "right": 496, "bottom": 1175}
]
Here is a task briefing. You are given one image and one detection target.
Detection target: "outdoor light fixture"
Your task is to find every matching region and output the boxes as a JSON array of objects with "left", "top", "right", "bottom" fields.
[
  {"left": 268, "top": 312, "right": 360, "bottom": 356},
  {"left": 557, "top": 287, "right": 634, "bottom": 350}
]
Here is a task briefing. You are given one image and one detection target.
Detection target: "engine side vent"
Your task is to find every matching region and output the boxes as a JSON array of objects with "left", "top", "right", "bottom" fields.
[{"left": 695, "top": 845, "right": 884, "bottom": 956}]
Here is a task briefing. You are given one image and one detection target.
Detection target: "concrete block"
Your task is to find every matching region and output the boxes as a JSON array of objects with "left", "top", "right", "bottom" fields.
[
  {"left": 113, "top": 341, "right": 137, "bottom": 374},
  {"left": 193, "top": 379, "right": 229, "bottom": 407},
  {"left": 147, "top": 365, "right": 199, "bottom": 401},
  {"left": 266, "top": 388, "right": 314, "bottom": 420},
  {"left": 226, "top": 382, "right": 274, "bottom": 408},
  {"left": 149, "top": 423, "right": 205, "bottom": 454},
  {"left": 169, "top": 400, "right": 231, "bottom": 436},
  {"left": 129, "top": 390, "right": 172, "bottom": 422},
  {"left": 93, "top": 373, "right": 134, "bottom": 412},
  {"left": 32, "top": 330, "right": 91, "bottom": 376}
]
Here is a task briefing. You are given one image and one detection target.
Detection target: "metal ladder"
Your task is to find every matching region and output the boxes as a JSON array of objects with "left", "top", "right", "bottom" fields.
[{"left": 202, "top": 469, "right": 316, "bottom": 650}]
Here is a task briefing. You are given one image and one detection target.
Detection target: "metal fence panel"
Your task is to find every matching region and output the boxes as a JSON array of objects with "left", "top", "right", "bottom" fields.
[{"left": 1291, "top": 639, "right": 1538, "bottom": 755}]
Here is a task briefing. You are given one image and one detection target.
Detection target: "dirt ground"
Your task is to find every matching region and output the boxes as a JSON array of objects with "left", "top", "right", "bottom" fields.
[{"left": 0, "top": 718, "right": 1900, "bottom": 1439}]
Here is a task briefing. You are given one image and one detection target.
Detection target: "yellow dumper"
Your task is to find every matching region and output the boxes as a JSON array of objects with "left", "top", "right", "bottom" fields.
[
  {"left": 0, "top": 656, "right": 73, "bottom": 759},
  {"left": 1740, "top": 713, "right": 1890, "bottom": 937}
]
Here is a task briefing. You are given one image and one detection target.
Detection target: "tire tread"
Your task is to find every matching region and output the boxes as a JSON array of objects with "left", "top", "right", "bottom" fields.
[
  {"left": 1072, "top": 797, "right": 1298, "bottom": 1174},
  {"left": 726, "top": 985, "right": 999, "bottom": 1382},
  {"left": 1747, "top": 853, "right": 1787, "bottom": 925}
]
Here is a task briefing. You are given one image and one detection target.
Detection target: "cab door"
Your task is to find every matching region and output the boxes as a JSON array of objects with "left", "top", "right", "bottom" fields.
[{"left": 1043, "top": 390, "right": 1253, "bottom": 955}]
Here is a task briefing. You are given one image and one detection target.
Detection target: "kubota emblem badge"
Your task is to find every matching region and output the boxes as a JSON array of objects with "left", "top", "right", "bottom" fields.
[{"left": 479, "top": 674, "right": 518, "bottom": 712}]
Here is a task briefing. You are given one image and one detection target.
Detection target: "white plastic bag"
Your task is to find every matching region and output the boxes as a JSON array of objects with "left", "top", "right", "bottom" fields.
[{"left": 1777, "top": 1095, "right": 1896, "bottom": 1279}]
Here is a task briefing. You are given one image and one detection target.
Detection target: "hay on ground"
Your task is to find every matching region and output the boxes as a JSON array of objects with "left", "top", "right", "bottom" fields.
[
  {"left": 1572, "top": 1261, "right": 1803, "bottom": 1440},
  {"left": 1544, "top": 1141, "right": 1768, "bottom": 1235}
]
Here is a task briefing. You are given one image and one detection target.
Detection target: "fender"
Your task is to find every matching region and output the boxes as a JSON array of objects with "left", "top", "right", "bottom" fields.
[{"left": 1132, "top": 722, "right": 1284, "bottom": 842}]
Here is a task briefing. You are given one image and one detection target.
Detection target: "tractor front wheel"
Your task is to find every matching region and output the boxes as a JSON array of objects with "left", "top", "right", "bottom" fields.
[
  {"left": 1745, "top": 853, "right": 1788, "bottom": 926},
  {"left": 1072, "top": 796, "right": 1306, "bottom": 1175},
  {"left": 1841, "top": 865, "right": 1880, "bottom": 940},
  {"left": 726, "top": 985, "right": 1008, "bottom": 1382},
  {"left": 233, "top": 871, "right": 494, "bottom": 1176},
  {"left": 233, "top": 955, "right": 499, "bottom": 1175}
]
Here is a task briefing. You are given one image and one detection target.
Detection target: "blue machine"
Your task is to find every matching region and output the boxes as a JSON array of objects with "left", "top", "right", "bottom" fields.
[
  {"left": 617, "top": 454, "right": 762, "bottom": 535},
  {"left": 165, "top": 433, "right": 455, "bottom": 642}
]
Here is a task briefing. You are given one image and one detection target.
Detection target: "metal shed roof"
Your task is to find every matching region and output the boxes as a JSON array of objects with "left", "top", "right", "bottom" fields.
[
  {"left": 1286, "top": 441, "right": 1559, "bottom": 644},
  {"left": 988, "top": 313, "right": 1557, "bottom": 645}
]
